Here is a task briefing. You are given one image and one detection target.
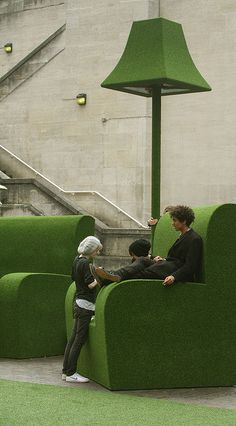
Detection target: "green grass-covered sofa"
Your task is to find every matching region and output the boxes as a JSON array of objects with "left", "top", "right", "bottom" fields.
[
  {"left": 65, "top": 204, "right": 236, "bottom": 390},
  {"left": 0, "top": 215, "right": 94, "bottom": 358}
]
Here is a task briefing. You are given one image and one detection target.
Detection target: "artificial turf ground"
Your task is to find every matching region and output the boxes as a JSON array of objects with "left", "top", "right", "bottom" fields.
[{"left": 0, "top": 380, "right": 236, "bottom": 425}]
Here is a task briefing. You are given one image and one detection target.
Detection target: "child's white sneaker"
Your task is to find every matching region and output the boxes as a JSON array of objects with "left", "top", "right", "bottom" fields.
[
  {"left": 66, "top": 373, "right": 89, "bottom": 383},
  {"left": 62, "top": 373, "right": 66, "bottom": 381}
]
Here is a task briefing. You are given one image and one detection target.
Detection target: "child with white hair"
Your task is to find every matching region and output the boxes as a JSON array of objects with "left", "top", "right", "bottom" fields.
[{"left": 62, "top": 236, "right": 102, "bottom": 383}]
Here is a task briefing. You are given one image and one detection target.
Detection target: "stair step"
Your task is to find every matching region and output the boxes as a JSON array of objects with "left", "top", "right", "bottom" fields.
[
  {"left": 0, "top": 203, "right": 44, "bottom": 216},
  {"left": 96, "top": 229, "right": 151, "bottom": 257},
  {"left": 94, "top": 256, "right": 131, "bottom": 271}
]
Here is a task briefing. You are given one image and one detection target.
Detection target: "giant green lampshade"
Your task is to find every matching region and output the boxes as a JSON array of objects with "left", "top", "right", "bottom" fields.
[
  {"left": 101, "top": 17, "right": 211, "bottom": 223},
  {"left": 101, "top": 17, "right": 211, "bottom": 96}
]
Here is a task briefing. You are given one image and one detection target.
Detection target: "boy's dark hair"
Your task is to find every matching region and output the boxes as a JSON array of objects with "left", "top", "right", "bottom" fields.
[
  {"left": 170, "top": 205, "right": 195, "bottom": 227},
  {"left": 129, "top": 239, "right": 151, "bottom": 257}
]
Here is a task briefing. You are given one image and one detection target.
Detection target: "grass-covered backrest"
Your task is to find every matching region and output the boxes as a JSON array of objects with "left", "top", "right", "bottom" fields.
[
  {"left": 152, "top": 204, "right": 236, "bottom": 286},
  {"left": 0, "top": 215, "right": 95, "bottom": 278},
  {"left": 203, "top": 204, "right": 236, "bottom": 290}
]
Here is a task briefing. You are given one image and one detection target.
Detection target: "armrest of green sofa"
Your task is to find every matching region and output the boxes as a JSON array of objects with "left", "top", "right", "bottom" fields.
[
  {"left": 96, "top": 280, "right": 207, "bottom": 348},
  {"left": 0, "top": 272, "right": 72, "bottom": 358},
  {"left": 72, "top": 279, "right": 208, "bottom": 389}
]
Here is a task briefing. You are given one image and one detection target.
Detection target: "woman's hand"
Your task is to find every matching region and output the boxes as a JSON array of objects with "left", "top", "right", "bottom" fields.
[
  {"left": 162, "top": 275, "right": 175, "bottom": 286},
  {"left": 154, "top": 256, "right": 164, "bottom": 262},
  {"left": 147, "top": 217, "right": 158, "bottom": 226}
]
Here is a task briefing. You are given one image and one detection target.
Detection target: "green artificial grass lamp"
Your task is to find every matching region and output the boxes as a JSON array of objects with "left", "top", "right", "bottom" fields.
[{"left": 101, "top": 17, "right": 211, "bottom": 220}]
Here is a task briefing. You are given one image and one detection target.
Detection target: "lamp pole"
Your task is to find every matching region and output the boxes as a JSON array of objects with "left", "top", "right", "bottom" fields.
[
  {"left": 101, "top": 17, "right": 211, "bottom": 232},
  {"left": 151, "top": 86, "right": 161, "bottom": 221}
]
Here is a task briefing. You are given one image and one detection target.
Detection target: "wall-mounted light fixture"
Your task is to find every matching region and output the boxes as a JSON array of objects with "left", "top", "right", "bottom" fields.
[
  {"left": 0, "top": 43, "right": 13, "bottom": 53},
  {"left": 76, "top": 93, "right": 87, "bottom": 105}
]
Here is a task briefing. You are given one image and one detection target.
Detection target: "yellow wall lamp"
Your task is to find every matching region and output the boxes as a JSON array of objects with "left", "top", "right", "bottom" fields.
[
  {"left": 76, "top": 93, "right": 87, "bottom": 106},
  {"left": 0, "top": 43, "right": 13, "bottom": 53}
]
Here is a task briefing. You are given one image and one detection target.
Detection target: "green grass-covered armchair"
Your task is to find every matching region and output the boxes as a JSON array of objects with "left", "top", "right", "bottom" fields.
[
  {"left": 0, "top": 215, "right": 94, "bottom": 358},
  {"left": 65, "top": 204, "right": 236, "bottom": 390}
]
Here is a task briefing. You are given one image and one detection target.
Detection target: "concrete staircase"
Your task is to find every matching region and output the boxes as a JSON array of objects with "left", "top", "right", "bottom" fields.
[{"left": 0, "top": 145, "right": 145, "bottom": 229}]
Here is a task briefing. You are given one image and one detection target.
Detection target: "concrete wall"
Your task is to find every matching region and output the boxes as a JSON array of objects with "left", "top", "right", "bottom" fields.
[
  {"left": 0, "top": 0, "right": 235, "bottom": 224},
  {"left": 61, "top": 0, "right": 158, "bottom": 222},
  {"left": 160, "top": 0, "right": 236, "bottom": 208}
]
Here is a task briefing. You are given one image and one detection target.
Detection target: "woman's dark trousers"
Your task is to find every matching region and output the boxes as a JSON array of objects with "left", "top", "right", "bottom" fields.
[{"left": 62, "top": 305, "right": 94, "bottom": 376}]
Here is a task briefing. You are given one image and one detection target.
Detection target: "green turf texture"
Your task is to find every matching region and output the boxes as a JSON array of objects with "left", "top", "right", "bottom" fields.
[
  {"left": 0, "top": 215, "right": 94, "bottom": 278},
  {"left": 101, "top": 18, "right": 211, "bottom": 96},
  {"left": 0, "top": 380, "right": 235, "bottom": 426}
]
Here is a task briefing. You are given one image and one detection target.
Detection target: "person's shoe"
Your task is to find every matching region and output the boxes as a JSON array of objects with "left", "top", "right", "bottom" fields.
[
  {"left": 66, "top": 373, "right": 89, "bottom": 383},
  {"left": 94, "top": 267, "right": 121, "bottom": 283},
  {"left": 62, "top": 373, "right": 66, "bottom": 381}
]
